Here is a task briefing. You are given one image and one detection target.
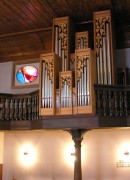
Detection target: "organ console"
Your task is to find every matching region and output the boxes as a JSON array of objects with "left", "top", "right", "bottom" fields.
[{"left": 39, "top": 10, "right": 116, "bottom": 116}]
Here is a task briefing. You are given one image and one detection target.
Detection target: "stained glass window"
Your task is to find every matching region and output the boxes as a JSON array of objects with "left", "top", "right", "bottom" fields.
[{"left": 16, "top": 65, "right": 38, "bottom": 84}]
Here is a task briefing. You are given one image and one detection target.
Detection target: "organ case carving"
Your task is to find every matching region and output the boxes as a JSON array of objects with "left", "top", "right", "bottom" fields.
[
  {"left": 39, "top": 53, "right": 62, "bottom": 115},
  {"left": 52, "top": 16, "right": 74, "bottom": 71},
  {"left": 94, "top": 10, "right": 116, "bottom": 85},
  {"left": 75, "top": 49, "right": 96, "bottom": 114}
]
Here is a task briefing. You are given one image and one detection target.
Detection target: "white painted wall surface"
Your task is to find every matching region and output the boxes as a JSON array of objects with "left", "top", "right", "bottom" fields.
[
  {"left": 0, "top": 62, "right": 38, "bottom": 94},
  {"left": 2, "top": 129, "right": 130, "bottom": 180}
]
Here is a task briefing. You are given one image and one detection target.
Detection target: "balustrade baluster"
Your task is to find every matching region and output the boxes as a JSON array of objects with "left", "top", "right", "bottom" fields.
[
  {"left": 114, "top": 91, "right": 118, "bottom": 116},
  {"left": 108, "top": 90, "right": 113, "bottom": 116},
  {"left": 128, "top": 92, "right": 130, "bottom": 115},
  {"left": 124, "top": 91, "right": 128, "bottom": 116},
  {"left": 31, "top": 97, "right": 34, "bottom": 120},
  {"left": 0, "top": 99, "right": 4, "bottom": 120},
  {"left": 119, "top": 91, "right": 124, "bottom": 116},
  {"left": 5, "top": 99, "right": 10, "bottom": 120},
  {"left": 23, "top": 98, "right": 27, "bottom": 120},
  {"left": 34, "top": 97, "right": 37, "bottom": 119},
  {"left": 102, "top": 90, "right": 107, "bottom": 116},
  {"left": 18, "top": 98, "right": 23, "bottom": 120},
  {"left": 14, "top": 99, "right": 19, "bottom": 120},
  {"left": 27, "top": 98, "right": 32, "bottom": 120},
  {"left": 96, "top": 90, "right": 102, "bottom": 116},
  {"left": 10, "top": 99, "right": 14, "bottom": 120},
  {"left": 36, "top": 96, "right": 39, "bottom": 119}
]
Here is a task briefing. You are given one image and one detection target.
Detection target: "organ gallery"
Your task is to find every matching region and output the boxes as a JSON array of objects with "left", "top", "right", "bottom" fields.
[{"left": 39, "top": 10, "right": 116, "bottom": 116}]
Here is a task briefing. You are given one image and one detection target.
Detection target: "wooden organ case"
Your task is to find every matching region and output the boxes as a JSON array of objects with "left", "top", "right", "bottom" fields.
[
  {"left": 39, "top": 53, "right": 62, "bottom": 115},
  {"left": 39, "top": 11, "right": 118, "bottom": 116},
  {"left": 94, "top": 10, "right": 116, "bottom": 85}
]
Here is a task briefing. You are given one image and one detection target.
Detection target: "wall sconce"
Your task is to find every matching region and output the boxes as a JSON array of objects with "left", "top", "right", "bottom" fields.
[
  {"left": 19, "top": 144, "right": 37, "bottom": 167},
  {"left": 117, "top": 150, "right": 130, "bottom": 167},
  {"left": 71, "top": 152, "right": 76, "bottom": 156},
  {"left": 23, "top": 151, "right": 29, "bottom": 156}
]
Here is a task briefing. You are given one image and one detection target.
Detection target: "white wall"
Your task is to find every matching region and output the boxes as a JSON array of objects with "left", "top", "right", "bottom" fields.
[
  {"left": 0, "top": 62, "right": 38, "bottom": 94},
  {"left": 2, "top": 129, "right": 130, "bottom": 180}
]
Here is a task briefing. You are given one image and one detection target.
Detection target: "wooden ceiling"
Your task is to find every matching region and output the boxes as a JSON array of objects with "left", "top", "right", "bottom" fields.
[{"left": 0, "top": 0, "right": 130, "bottom": 63}]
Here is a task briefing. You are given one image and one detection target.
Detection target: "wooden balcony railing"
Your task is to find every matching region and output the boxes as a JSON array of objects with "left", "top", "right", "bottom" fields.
[
  {"left": 94, "top": 85, "right": 130, "bottom": 117},
  {"left": 0, "top": 90, "right": 42, "bottom": 121},
  {"left": 0, "top": 85, "right": 130, "bottom": 122}
]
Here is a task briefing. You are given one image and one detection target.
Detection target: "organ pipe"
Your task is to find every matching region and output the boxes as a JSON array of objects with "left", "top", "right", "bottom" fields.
[
  {"left": 77, "top": 57, "right": 90, "bottom": 106},
  {"left": 103, "top": 36, "right": 107, "bottom": 84},
  {"left": 94, "top": 10, "right": 115, "bottom": 85},
  {"left": 106, "top": 23, "right": 112, "bottom": 85},
  {"left": 99, "top": 47, "right": 103, "bottom": 84},
  {"left": 55, "top": 26, "right": 59, "bottom": 55}
]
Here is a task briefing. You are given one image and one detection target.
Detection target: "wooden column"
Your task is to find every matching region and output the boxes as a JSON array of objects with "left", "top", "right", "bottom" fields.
[
  {"left": 0, "top": 164, "right": 2, "bottom": 180},
  {"left": 67, "top": 129, "right": 90, "bottom": 180}
]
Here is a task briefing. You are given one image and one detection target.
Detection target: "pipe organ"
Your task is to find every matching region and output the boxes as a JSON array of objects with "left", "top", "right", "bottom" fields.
[
  {"left": 40, "top": 9, "right": 116, "bottom": 116},
  {"left": 94, "top": 10, "right": 116, "bottom": 85},
  {"left": 59, "top": 71, "right": 74, "bottom": 115},
  {"left": 39, "top": 53, "right": 62, "bottom": 115},
  {"left": 75, "top": 31, "right": 89, "bottom": 50},
  {"left": 52, "top": 16, "right": 74, "bottom": 71},
  {"left": 75, "top": 49, "right": 96, "bottom": 114}
]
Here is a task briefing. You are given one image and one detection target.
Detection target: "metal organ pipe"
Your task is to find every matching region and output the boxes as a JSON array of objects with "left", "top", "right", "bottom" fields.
[
  {"left": 96, "top": 22, "right": 112, "bottom": 85},
  {"left": 84, "top": 61, "right": 87, "bottom": 105},
  {"left": 106, "top": 23, "right": 112, "bottom": 85},
  {"left": 61, "top": 80, "right": 71, "bottom": 108},
  {"left": 42, "top": 62, "right": 53, "bottom": 109},
  {"left": 99, "top": 47, "right": 103, "bottom": 84},
  {"left": 96, "top": 56, "right": 100, "bottom": 84},
  {"left": 42, "top": 61, "right": 45, "bottom": 108},
  {"left": 86, "top": 59, "right": 89, "bottom": 105},
  {"left": 103, "top": 36, "right": 107, "bottom": 84},
  {"left": 77, "top": 58, "right": 89, "bottom": 106},
  {"left": 59, "top": 38, "right": 62, "bottom": 57},
  {"left": 62, "top": 49, "right": 65, "bottom": 71},
  {"left": 55, "top": 26, "right": 59, "bottom": 55}
]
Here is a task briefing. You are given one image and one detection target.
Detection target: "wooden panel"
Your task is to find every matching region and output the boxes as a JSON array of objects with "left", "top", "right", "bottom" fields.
[
  {"left": 0, "top": 164, "right": 2, "bottom": 180},
  {"left": 0, "top": 30, "right": 52, "bottom": 62},
  {"left": 0, "top": 0, "right": 129, "bottom": 64}
]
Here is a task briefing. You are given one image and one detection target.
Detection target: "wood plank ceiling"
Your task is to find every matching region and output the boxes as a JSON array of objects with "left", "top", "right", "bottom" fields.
[{"left": 0, "top": 0, "right": 130, "bottom": 63}]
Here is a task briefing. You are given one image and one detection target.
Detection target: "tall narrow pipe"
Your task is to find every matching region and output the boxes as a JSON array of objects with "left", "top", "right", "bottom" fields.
[
  {"left": 45, "top": 67, "right": 48, "bottom": 108},
  {"left": 87, "top": 59, "right": 90, "bottom": 105},
  {"left": 96, "top": 56, "right": 100, "bottom": 84},
  {"left": 81, "top": 72, "right": 84, "bottom": 106},
  {"left": 61, "top": 87, "right": 64, "bottom": 108},
  {"left": 42, "top": 61, "right": 45, "bottom": 108},
  {"left": 64, "top": 81, "right": 67, "bottom": 107},
  {"left": 84, "top": 62, "right": 87, "bottom": 105},
  {"left": 103, "top": 36, "right": 107, "bottom": 84},
  {"left": 99, "top": 47, "right": 103, "bottom": 84},
  {"left": 62, "top": 49, "right": 65, "bottom": 71},
  {"left": 59, "top": 38, "right": 62, "bottom": 57},
  {"left": 50, "top": 81, "right": 52, "bottom": 108},
  {"left": 106, "top": 23, "right": 112, "bottom": 85},
  {"left": 55, "top": 26, "right": 59, "bottom": 55},
  {"left": 66, "top": 83, "right": 69, "bottom": 107},
  {"left": 79, "top": 78, "right": 82, "bottom": 106},
  {"left": 77, "top": 81, "right": 80, "bottom": 106}
]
